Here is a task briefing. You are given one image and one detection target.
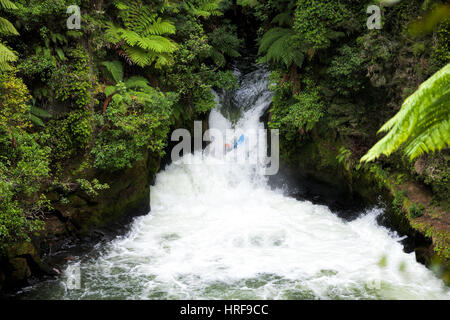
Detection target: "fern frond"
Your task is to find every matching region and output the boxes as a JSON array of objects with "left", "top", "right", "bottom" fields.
[
  {"left": 105, "top": 22, "right": 123, "bottom": 44},
  {"left": 154, "top": 53, "right": 173, "bottom": 69},
  {"left": 144, "top": 18, "right": 176, "bottom": 36},
  {"left": 0, "top": 41, "right": 17, "bottom": 71},
  {"left": 187, "top": 0, "right": 223, "bottom": 17},
  {"left": 123, "top": 45, "right": 154, "bottom": 67},
  {"left": 271, "top": 12, "right": 293, "bottom": 27},
  {"left": 0, "top": 0, "right": 17, "bottom": 10},
  {"left": 105, "top": 1, "right": 178, "bottom": 68},
  {"left": 30, "top": 106, "right": 51, "bottom": 119},
  {"left": 0, "top": 16, "right": 18, "bottom": 35},
  {"left": 101, "top": 60, "right": 124, "bottom": 83},
  {"left": 258, "top": 28, "right": 303, "bottom": 68},
  {"left": 259, "top": 28, "right": 292, "bottom": 53},
  {"left": 104, "top": 85, "right": 117, "bottom": 97},
  {"left": 113, "top": 1, "right": 130, "bottom": 11},
  {"left": 124, "top": 76, "right": 151, "bottom": 91},
  {"left": 120, "top": 28, "right": 142, "bottom": 47},
  {"left": 361, "top": 63, "right": 450, "bottom": 162},
  {"left": 28, "top": 106, "right": 51, "bottom": 127},
  {"left": 210, "top": 49, "right": 226, "bottom": 67},
  {"left": 30, "top": 114, "right": 44, "bottom": 127},
  {"left": 137, "top": 35, "right": 177, "bottom": 53}
]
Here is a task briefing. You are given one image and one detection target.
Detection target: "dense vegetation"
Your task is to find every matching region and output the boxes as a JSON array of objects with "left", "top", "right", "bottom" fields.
[
  {"left": 0, "top": 0, "right": 242, "bottom": 250},
  {"left": 0, "top": 0, "right": 449, "bottom": 286},
  {"left": 247, "top": 0, "right": 449, "bottom": 205}
]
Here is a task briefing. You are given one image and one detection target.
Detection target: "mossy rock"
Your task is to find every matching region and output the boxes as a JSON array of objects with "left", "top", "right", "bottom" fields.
[
  {"left": 61, "top": 150, "right": 161, "bottom": 234},
  {"left": 9, "top": 258, "right": 31, "bottom": 281},
  {"left": 6, "top": 242, "right": 38, "bottom": 260}
]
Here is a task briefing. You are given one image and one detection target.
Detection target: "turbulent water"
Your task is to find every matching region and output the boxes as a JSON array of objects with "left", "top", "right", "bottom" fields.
[{"left": 17, "top": 66, "right": 449, "bottom": 300}]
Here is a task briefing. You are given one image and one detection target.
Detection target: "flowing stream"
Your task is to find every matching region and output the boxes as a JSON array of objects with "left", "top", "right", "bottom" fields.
[{"left": 17, "top": 66, "right": 449, "bottom": 300}]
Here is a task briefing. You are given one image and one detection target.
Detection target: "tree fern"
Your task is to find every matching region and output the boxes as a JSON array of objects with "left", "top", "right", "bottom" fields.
[
  {"left": 144, "top": 18, "right": 176, "bottom": 36},
  {"left": 185, "top": 0, "right": 223, "bottom": 18},
  {"left": 208, "top": 25, "right": 242, "bottom": 67},
  {"left": 122, "top": 45, "right": 154, "bottom": 67},
  {"left": 0, "top": 0, "right": 18, "bottom": 71},
  {"left": 0, "top": 42, "right": 16, "bottom": 71},
  {"left": 106, "top": 0, "right": 177, "bottom": 68},
  {"left": 0, "top": 0, "right": 17, "bottom": 10},
  {"left": 361, "top": 63, "right": 450, "bottom": 162},
  {"left": 258, "top": 28, "right": 304, "bottom": 69},
  {"left": 0, "top": 16, "right": 18, "bottom": 35}
]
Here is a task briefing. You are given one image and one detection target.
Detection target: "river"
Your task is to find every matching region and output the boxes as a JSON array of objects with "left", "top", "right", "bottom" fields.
[{"left": 16, "top": 65, "right": 449, "bottom": 300}]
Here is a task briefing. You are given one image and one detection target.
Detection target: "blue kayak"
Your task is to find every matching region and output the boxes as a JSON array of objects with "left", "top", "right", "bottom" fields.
[{"left": 233, "top": 134, "right": 245, "bottom": 149}]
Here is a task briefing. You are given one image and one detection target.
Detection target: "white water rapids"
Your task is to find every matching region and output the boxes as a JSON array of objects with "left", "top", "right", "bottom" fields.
[{"left": 21, "top": 67, "right": 449, "bottom": 300}]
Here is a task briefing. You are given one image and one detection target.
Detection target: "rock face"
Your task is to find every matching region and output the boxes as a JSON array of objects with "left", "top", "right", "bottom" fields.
[
  {"left": 57, "top": 150, "right": 159, "bottom": 235},
  {"left": 0, "top": 150, "right": 161, "bottom": 292}
]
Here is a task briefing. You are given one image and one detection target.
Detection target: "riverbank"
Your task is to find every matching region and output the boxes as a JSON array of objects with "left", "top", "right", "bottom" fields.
[{"left": 275, "top": 129, "right": 450, "bottom": 286}]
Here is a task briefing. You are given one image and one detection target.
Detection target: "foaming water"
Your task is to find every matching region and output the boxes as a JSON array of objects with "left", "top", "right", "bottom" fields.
[{"left": 18, "top": 67, "right": 449, "bottom": 300}]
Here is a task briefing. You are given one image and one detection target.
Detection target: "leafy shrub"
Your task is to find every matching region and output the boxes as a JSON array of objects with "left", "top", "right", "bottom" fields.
[
  {"left": 268, "top": 75, "right": 324, "bottom": 141},
  {"left": 91, "top": 87, "right": 176, "bottom": 171},
  {"left": 409, "top": 203, "right": 425, "bottom": 218}
]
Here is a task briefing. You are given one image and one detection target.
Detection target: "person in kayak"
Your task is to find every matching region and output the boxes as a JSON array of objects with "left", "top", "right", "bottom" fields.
[{"left": 225, "top": 134, "right": 245, "bottom": 152}]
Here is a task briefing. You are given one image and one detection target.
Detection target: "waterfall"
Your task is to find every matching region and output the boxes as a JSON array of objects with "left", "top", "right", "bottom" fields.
[{"left": 19, "top": 66, "right": 449, "bottom": 300}]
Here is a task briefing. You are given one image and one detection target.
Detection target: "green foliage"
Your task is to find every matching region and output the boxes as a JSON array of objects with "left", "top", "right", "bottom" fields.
[
  {"left": 101, "top": 60, "right": 124, "bottom": 84},
  {"left": 0, "top": 72, "right": 50, "bottom": 248},
  {"left": 76, "top": 178, "right": 109, "bottom": 198},
  {"left": 100, "top": 60, "right": 155, "bottom": 115},
  {"left": 337, "top": 147, "right": 353, "bottom": 171},
  {"left": 293, "top": 0, "right": 352, "bottom": 50},
  {"left": 28, "top": 105, "right": 51, "bottom": 127},
  {"left": 51, "top": 46, "right": 94, "bottom": 109},
  {"left": 414, "top": 153, "right": 450, "bottom": 202},
  {"left": 368, "top": 164, "right": 389, "bottom": 189},
  {"left": 393, "top": 190, "right": 407, "bottom": 212},
  {"left": 43, "top": 109, "right": 93, "bottom": 163},
  {"left": 65, "top": 110, "right": 93, "bottom": 148},
  {"left": 183, "top": 0, "right": 224, "bottom": 18},
  {"left": 362, "top": 63, "right": 450, "bottom": 162},
  {"left": 327, "top": 44, "right": 366, "bottom": 96},
  {"left": 91, "top": 86, "right": 176, "bottom": 171},
  {"left": 164, "top": 24, "right": 235, "bottom": 118},
  {"left": 0, "top": 132, "right": 50, "bottom": 248},
  {"left": 0, "top": 0, "right": 18, "bottom": 71},
  {"left": 0, "top": 71, "right": 30, "bottom": 133},
  {"left": 258, "top": 27, "right": 304, "bottom": 69},
  {"left": 409, "top": 203, "right": 425, "bottom": 218},
  {"left": 105, "top": 0, "right": 178, "bottom": 68},
  {"left": 208, "top": 25, "right": 242, "bottom": 67},
  {"left": 431, "top": 21, "right": 450, "bottom": 69},
  {"left": 268, "top": 73, "right": 324, "bottom": 141}
]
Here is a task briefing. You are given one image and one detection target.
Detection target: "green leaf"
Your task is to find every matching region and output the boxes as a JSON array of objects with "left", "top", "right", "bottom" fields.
[
  {"left": 0, "top": 16, "right": 18, "bottom": 35},
  {"left": 101, "top": 60, "right": 124, "bottom": 84},
  {"left": 361, "top": 63, "right": 450, "bottom": 162}
]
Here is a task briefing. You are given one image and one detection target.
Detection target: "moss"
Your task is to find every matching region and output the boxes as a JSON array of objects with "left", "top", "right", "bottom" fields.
[
  {"left": 64, "top": 150, "right": 159, "bottom": 234},
  {"left": 9, "top": 258, "right": 31, "bottom": 281}
]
